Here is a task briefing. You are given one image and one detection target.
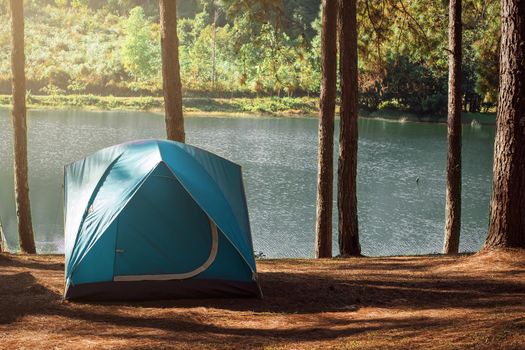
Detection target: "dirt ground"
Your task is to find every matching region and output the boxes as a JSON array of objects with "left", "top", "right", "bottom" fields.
[{"left": 0, "top": 250, "right": 524, "bottom": 349}]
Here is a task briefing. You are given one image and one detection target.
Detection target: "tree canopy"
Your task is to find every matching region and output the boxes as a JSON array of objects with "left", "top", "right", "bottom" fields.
[{"left": 0, "top": 0, "right": 500, "bottom": 114}]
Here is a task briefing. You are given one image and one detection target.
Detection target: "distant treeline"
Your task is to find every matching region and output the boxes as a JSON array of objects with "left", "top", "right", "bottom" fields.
[{"left": 0, "top": 0, "right": 499, "bottom": 115}]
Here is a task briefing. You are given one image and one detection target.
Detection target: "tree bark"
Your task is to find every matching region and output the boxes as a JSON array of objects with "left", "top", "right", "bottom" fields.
[
  {"left": 160, "top": 0, "right": 185, "bottom": 143},
  {"left": 10, "top": 0, "right": 36, "bottom": 254},
  {"left": 0, "top": 218, "right": 5, "bottom": 253},
  {"left": 338, "top": 0, "right": 361, "bottom": 257},
  {"left": 484, "top": 0, "right": 525, "bottom": 249},
  {"left": 211, "top": 1, "right": 218, "bottom": 91},
  {"left": 315, "top": 0, "right": 338, "bottom": 258},
  {"left": 443, "top": 0, "right": 462, "bottom": 254}
]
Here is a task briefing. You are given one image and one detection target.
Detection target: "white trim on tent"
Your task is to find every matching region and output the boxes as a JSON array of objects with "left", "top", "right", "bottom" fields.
[
  {"left": 113, "top": 219, "right": 219, "bottom": 282},
  {"left": 160, "top": 158, "right": 256, "bottom": 274}
]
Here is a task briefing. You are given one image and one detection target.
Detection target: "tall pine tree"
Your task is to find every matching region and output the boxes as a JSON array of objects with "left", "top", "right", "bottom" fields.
[
  {"left": 338, "top": 0, "right": 361, "bottom": 257},
  {"left": 484, "top": 0, "right": 525, "bottom": 249},
  {"left": 315, "top": 0, "right": 338, "bottom": 258},
  {"left": 443, "top": 0, "right": 462, "bottom": 254},
  {"left": 10, "top": 0, "right": 36, "bottom": 254},
  {"left": 160, "top": 0, "right": 185, "bottom": 142}
]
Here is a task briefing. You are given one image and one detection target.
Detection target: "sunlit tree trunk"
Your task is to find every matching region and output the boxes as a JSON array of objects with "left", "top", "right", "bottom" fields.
[
  {"left": 0, "top": 218, "right": 5, "bottom": 253},
  {"left": 315, "top": 0, "right": 338, "bottom": 258},
  {"left": 211, "top": 0, "right": 218, "bottom": 91},
  {"left": 484, "top": 0, "right": 525, "bottom": 249},
  {"left": 338, "top": 0, "right": 361, "bottom": 256},
  {"left": 10, "top": 0, "right": 36, "bottom": 254},
  {"left": 160, "top": 0, "right": 185, "bottom": 142},
  {"left": 443, "top": 0, "right": 462, "bottom": 254}
]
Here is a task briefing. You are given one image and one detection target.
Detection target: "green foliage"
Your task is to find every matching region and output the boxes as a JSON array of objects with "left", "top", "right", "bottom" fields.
[
  {"left": 0, "top": 0, "right": 501, "bottom": 116},
  {"left": 0, "top": 93, "right": 318, "bottom": 114},
  {"left": 470, "top": 0, "right": 500, "bottom": 104},
  {"left": 41, "top": 84, "right": 66, "bottom": 95},
  {"left": 120, "top": 7, "right": 161, "bottom": 82},
  {"left": 382, "top": 55, "right": 448, "bottom": 115}
]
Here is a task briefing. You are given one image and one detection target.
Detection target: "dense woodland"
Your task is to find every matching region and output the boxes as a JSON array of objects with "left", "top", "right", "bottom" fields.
[{"left": 0, "top": 0, "right": 499, "bottom": 115}]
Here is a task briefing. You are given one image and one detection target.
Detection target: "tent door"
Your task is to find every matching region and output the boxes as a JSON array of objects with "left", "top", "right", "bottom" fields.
[{"left": 112, "top": 162, "right": 218, "bottom": 282}]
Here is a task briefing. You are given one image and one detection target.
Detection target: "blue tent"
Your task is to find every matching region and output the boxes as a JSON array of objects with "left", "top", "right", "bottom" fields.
[{"left": 64, "top": 139, "right": 261, "bottom": 300}]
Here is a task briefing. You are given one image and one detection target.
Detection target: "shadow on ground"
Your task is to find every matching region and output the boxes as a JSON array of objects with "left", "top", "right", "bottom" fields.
[{"left": 1, "top": 253, "right": 524, "bottom": 348}]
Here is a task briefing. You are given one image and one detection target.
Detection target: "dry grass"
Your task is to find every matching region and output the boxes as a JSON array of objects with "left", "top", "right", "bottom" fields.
[{"left": 0, "top": 250, "right": 524, "bottom": 349}]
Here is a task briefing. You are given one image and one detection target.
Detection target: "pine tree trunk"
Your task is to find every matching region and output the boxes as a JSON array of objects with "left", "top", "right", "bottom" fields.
[
  {"left": 315, "top": 0, "right": 338, "bottom": 258},
  {"left": 337, "top": 0, "right": 361, "bottom": 257},
  {"left": 0, "top": 218, "right": 5, "bottom": 253},
  {"left": 211, "top": 2, "right": 218, "bottom": 91},
  {"left": 484, "top": 0, "right": 525, "bottom": 249},
  {"left": 10, "top": 0, "right": 36, "bottom": 254},
  {"left": 160, "top": 0, "right": 185, "bottom": 143},
  {"left": 443, "top": 0, "right": 462, "bottom": 254}
]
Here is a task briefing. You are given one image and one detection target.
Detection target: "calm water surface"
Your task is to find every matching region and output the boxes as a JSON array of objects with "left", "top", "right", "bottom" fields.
[{"left": 0, "top": 109, "right": 495, "bottom": 257}]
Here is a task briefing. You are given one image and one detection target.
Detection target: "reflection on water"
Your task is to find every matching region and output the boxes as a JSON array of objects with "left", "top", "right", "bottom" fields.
[{"left": 0, "top": 109, "right": 494, "bottom": 257}]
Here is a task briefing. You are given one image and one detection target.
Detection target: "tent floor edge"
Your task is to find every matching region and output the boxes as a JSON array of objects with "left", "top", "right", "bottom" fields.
[{"left": 64, "top": 278, "right": 259, "bottom": 301}]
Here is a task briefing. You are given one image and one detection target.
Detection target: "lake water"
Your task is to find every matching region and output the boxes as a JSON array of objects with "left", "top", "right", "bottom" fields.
[{"left": 0, "top": 109, "right": 495, "bottom": 257}]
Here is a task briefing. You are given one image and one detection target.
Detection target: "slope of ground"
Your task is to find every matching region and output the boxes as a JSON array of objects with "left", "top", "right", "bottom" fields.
[{"left": 0, "top": 251, "right": 524, "bottom": 349}]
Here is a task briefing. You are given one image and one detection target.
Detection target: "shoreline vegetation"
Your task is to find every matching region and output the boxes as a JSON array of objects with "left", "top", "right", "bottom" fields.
[{"left": 0, "top": 94, "right": 496, "bottom": 125}]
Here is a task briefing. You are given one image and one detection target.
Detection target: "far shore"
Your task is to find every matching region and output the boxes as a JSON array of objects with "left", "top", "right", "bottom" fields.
[{"left": 0, "top": 94, "right": 496, "bottom": 125}]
